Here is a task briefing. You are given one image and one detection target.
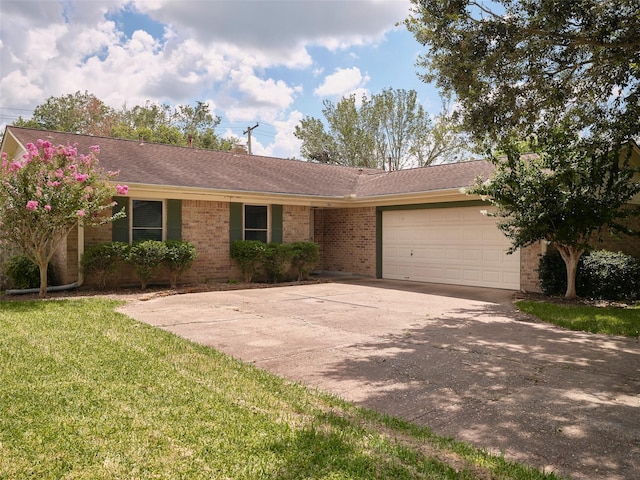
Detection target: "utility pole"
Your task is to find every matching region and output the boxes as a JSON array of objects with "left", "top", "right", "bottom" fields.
[{"left": 243, "top": 123, "right": 259, "bottom": 155}]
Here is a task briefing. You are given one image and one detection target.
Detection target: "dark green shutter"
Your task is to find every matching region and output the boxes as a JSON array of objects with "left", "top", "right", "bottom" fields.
[
  {"left": 166, "top": 199, "right": 182, "bottom": 241},
  {"left": 112, "top": 196, "right": 129, "bottom": 243},
  {"left": 229, "top": 202, "right": 243, "bottom": 243},
  {"left": 271, "top": 204, "right": 283, "bottom": 244}
]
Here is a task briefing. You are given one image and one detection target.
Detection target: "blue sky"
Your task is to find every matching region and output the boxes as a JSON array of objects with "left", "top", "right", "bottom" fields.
[{"left": 0, "top": 0, "right": 443, "bottom": 158}]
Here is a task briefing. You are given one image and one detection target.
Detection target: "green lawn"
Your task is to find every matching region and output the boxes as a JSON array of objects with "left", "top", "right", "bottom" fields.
[
  {"left": 0, "top": 299, "right": 561, "bottom": 479},
  {"left": 516, "top": 301, "right": 640, "bottom": 337}
]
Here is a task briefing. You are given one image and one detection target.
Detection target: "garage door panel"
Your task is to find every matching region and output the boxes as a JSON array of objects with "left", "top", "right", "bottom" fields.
[{"left": 383, "top": 207, "right": 520, "bottom": 290}]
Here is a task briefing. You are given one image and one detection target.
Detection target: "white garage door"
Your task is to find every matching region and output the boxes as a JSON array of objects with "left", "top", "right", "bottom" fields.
[{"left": 382, "top": 207, "right": 520, "bottom": 290}]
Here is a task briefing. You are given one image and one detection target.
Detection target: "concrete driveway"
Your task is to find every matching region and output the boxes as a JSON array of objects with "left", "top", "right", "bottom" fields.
[{"left": 119, "top": 279, "right": 640, "bottom": 480}]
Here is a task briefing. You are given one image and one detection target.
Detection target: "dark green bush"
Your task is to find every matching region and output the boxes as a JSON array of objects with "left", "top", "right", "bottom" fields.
[
  {"left": 164, "top": 240, "right": 198, "bottom": 288},
  {"left": 81, "top": 242, "right": 129, "bottom": 289},
  {"left": 263, "top": 243, "right": 295, "bottom": 283},
  {"left": 577, "top": 250, "right": 640, "bottom": 300},
  {"left": 126, "top": 240, "right": 168, "bottom": 289},
  {"left": 290, "top": 242, "right": 320, "bottom": 281},
  {"left": 539, "top": 249, "right": 640, "bottom": 300},
  {"left": 538, "top": 250, "right": 570, "bottom": 296},
  {"left": 3, "top": 254, "right": 55, "bottom": 289},
  {"left": 231, "top": 240, "right": 267, "bottom": 282}
]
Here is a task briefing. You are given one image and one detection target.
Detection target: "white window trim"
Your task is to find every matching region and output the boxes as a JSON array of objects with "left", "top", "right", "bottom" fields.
[
  {"left": 129, "top": 198, "right": 167, "bottom": 243},
  {"left": 243, "top": 204, "right": 270, "bottom": 242}
]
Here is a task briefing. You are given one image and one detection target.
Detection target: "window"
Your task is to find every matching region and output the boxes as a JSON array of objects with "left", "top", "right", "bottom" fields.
[
  {"left": 244, "top": 205, "right": 268, "bottom": 242},
  {"left": 132, "top": 200, "right": 163, "bottom": 242}
]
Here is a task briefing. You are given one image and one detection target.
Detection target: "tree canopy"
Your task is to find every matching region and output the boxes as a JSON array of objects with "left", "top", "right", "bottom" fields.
[
  {"left": 405, "top": 0, "right": 640, "bottom": 145},
  {"left": 294, "top": 88, "right": 465, "bottom": 169},
  {"left": 14, "top": 91, "right": 238, "bottom": 151}
]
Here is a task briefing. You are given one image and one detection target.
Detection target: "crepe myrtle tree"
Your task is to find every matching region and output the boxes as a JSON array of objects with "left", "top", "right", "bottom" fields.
[
  {"left": 466, "top": 132, "right": 640, "bottom": 299},
  {"left": 0, "top": 139, "right": 128, "bottom": 297}
]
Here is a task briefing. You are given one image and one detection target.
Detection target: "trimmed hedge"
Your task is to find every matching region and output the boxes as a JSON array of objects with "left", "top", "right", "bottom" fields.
[
  {"left": 538, "top": 249, "right": 640, "bottom": 300},
  {"left": 231, "top": 240, "right": 320, "bottom": 283},
  {"left": 82, "top": 240, "right": 198, "bottom": 290}
]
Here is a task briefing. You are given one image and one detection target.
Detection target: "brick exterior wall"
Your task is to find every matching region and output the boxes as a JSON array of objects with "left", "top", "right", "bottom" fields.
[
  {"left": 314, "top": 207, "right": 376, "bottom": 277},
  {"left": 78, "top": 200, "right": 319, "bottom": 287},
  {"left": 283, "top": 205, "right": 312, "bottom": 243},
  {"left": 594, "top": 215, "right": 640, "bottom": 259},
  {"left": 181, "top": 200, "right": 235, "bottom": 283},
  {"left": 519, "top": 242, "right": 546, "bottom": 293}
]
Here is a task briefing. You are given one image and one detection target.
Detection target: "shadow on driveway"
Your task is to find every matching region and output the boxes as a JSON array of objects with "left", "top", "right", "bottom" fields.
[{"left": 119, "top": 279, "right": 640, "bottom": 480}]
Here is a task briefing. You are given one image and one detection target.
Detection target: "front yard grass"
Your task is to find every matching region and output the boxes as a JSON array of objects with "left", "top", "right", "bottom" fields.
[
  {"left": 516, "top": 301, "right": 640, "bottom": 337},
  {"left": 0, "top": 298, "right": 561, "bottom": 479}
]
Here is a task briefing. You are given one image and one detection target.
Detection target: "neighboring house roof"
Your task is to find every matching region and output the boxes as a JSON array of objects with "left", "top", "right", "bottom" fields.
[{"left": 2, "top": 126, "right": 492, "bottom": 203}]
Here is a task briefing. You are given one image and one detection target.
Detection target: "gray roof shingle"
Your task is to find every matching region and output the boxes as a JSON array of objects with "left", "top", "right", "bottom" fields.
[{"left": 5, "top": 126, "right": 493, "bottom": 199}]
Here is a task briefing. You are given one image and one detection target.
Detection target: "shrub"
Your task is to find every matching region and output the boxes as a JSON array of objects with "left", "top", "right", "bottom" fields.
[
  {"left": 81, "top": 242, "right": 129, "bottom": 289},
  {"left": 126, "top": 240, "right": 168, "bottom": 289},
  {"left": 231, "top": 240, "right": 266, "bottom": 282},
  {"left": 3, "top": 254, "right": 55, "bottom": 290},
  {"left": 538, "top": 250, "right": 570, "bottom": 296},
  {"left": 263, "top": 243, "right": 295, "bottom": 283},
  {"left": 539, "top": 249, "right": 640, "bottom": 300},
  {"left": 164, "top": 241, "right": 198, "bottom": 288},
  {"left": 290, "top": 242, "right": 320, "bottom": 281},
  {"left": 578, "top": 250, "right": 640, "bottom": 300}
]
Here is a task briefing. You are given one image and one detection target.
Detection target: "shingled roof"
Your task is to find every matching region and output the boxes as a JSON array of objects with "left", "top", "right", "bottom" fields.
[{"left": 3, "top": 126, "right": 493, "bottom": 199}]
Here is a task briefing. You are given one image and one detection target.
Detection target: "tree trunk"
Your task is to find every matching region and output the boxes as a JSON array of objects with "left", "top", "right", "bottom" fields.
[
  {"left": 38, "top": 260, "right": 48, "bottom": 298},
  {"left": 556, "top": 244, "right": 584, "bottom": 300}
]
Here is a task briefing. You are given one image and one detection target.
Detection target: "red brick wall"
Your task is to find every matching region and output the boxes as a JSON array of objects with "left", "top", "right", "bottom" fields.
[
  {"left": 181, "top": 200, "right": 235, "bottom": 283},
  {"left": 520, "top": 242, "right": 546, "bottom": 293},
  {"left": 283, "top": 205, "right": 312, "bottom": 243},
  {"left": 314, "top": 207, "right": 376, "bottom": 276}
]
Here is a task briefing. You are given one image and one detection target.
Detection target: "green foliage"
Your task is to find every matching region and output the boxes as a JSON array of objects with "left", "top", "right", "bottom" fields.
[
  {"left": 231, "top": 241, "right": 319, "bottom": 283},
  {"left": 290, "top": 242, "right": 320, "bottom": 281},
  {"left": 13, "top": 90, "right": 116, "bottom": 137},
  {"left": 14, "top": 92, "right": 238, "bottom": 151},
  {"left": 467, "top": 131, "right": 640, "bottom": 298},
  {"left": 126, "top": 240, "right": 168, "bottom": 289},
  {"left": 578, "top": 251, "right": 640, "bottom": 301},
  {"left": 538, "top": 250, "right": 640, "bottom": 300},
  {"left": 294, "top": 89, "right": 464, "bottom": 169},
  {"left": 163, "top": 240, "right": 198, "bottom": 288},
  {"left": 3, "top": 254, "right": 54, "bottom": 289},
  {"left": 538, "top": 251, "right": 570, "bottom": 296},
  {"left": 0, "top": 140, "right": 125, "bottom": 297},
  {"left": 405, "top": 0, "right": 640, "bottom": 144},
  {"left": 230, "top": 240, "right": 267, "bottom": 282},
  {"left": 81, "top": 242, "right": 129, "bottom": 289},
  {"left": 263, "top": 243, "right": 295, "bottom": 283}
]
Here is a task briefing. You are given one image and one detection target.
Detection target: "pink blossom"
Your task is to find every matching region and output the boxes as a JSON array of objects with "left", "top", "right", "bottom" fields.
[
  {"left": 54, "top": 168, "right": 65, "bottom": 178},
  {"left": 44, "top": 205, "right": 52, "bottom": 212},
  {"left": 73, "top": 172, "right": 89, "bottom": 182},
  {"left": 9, "top": 161, "right": 22, "bottom": 172},
  {"left": 46, "top": 180, "right": 61, "bottom": 187},
  {"left": 89, "top": 145, "right": 100, "bottom": 153},
  {"left": 115, "top": 184, "right": 129, "bottom": 195},
  {"left": 77, "top": 209, "right": 86, "bottom": 217},
  {"left": 26, "top": 200, "right": 39, "bottom": 211}
]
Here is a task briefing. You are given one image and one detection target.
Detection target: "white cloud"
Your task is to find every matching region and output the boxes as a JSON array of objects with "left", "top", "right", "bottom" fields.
[
  {"left": 314, "top": 67, "right": 370, "bottom": 98},
  {"left": 133, "top": 0, "right": 410, "bottom": 61}
]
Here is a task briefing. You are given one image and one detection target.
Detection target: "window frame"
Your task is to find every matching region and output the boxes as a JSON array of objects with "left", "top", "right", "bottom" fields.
[
  {"left": 243, "top": 204, "right": 270, "bottom": 243},
  {"left": 129, "top": 198, "right": 166, "bottom": 243}
]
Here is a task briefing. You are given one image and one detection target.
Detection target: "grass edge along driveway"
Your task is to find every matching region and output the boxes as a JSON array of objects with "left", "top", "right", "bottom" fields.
[{"left": 0, "top": 298, "right": 562, "bottom": 480}]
